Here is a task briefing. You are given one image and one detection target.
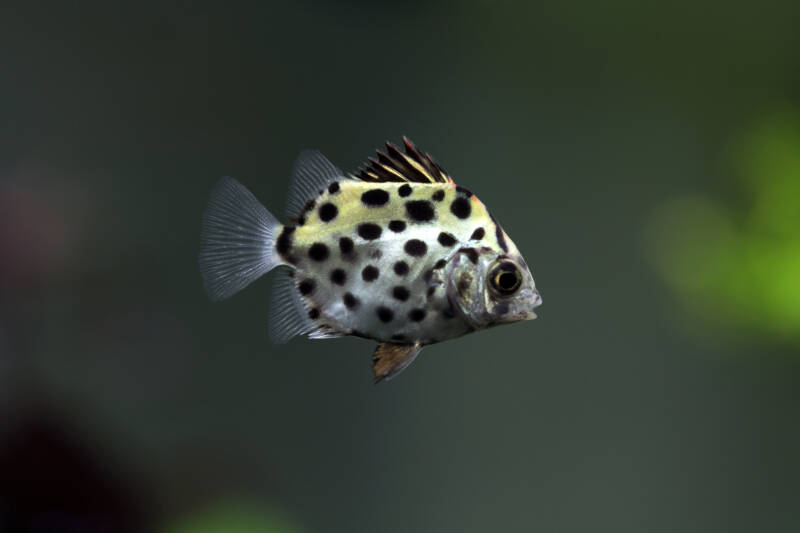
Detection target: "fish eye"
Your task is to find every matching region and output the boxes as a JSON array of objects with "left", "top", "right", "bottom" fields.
[{"left": 489, "top": 262, "right": 522, "bottom": 296}]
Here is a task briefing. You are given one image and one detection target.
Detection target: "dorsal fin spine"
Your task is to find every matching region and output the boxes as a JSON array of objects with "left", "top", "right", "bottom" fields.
[
  {"left": 403, "top": 154, "right": 432, "bottom": 181},
  {"left": 386, "top": 143, "right": 428, "bottom": 183},
  {"left": 352, "top": 139, "right": 453, "bottom": 184},
  {"left": 370, "top": 156, "right": 406, "bottom": 181},
  {"left": 402, "top": 137, "right": 425, "bottom": 164}
]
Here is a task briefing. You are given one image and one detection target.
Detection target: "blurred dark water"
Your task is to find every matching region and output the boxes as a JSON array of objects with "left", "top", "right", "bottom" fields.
[{"left": 1, "top": 1, "right": 799, "bottom": 532}]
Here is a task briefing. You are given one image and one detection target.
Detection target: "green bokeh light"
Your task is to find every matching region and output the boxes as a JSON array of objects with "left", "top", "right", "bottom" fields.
[
  {"left": 161, "top": 501, "right": 301, "bottom": 533},
  {"left": 646, "top": 109, "right": 800, "bottom": 342}
]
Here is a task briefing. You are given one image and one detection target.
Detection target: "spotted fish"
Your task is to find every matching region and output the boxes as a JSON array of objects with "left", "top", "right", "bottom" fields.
[{"left": 199, "top": 138, "right": 542, "bottom": 382}]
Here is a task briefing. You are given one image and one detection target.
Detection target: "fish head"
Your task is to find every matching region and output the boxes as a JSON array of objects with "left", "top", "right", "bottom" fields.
[{"left": 445, "top": 247, "right": 541, "bottom": 329}]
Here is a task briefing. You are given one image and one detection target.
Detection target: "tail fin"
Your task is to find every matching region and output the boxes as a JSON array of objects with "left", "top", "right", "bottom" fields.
[{"left": 199, "top": 177, "right": 281, "bottom": 301}]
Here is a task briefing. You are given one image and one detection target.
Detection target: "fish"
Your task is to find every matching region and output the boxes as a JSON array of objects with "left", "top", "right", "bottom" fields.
[{"left": 199, "top": 138, "right": 542, "bottom": 382}]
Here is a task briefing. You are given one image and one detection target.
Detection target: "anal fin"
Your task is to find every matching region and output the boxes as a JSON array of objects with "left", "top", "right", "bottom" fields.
[
  {"left": 308, "top": 326, "right": 346, "bottom": 340},
  {"left": 372, "top": 343, "right": 422, "bottom": 383},
  {"left": 268, "top": 266, "right": 316, "bottom": 344}
]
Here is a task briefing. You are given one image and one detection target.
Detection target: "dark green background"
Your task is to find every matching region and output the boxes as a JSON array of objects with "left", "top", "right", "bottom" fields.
[{"left": 2, "top": 1, "right": 799, "bottom": 532}]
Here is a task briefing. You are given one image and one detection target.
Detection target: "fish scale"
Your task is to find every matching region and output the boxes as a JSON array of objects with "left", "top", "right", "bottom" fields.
[{"left": 199, "top": 138, "right": 542, "bottom": 382}]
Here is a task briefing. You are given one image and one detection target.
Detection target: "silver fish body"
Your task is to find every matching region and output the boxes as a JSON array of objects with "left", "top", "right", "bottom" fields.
[{"left": 199, "top": 138, "right": 542, "bottom": 381}]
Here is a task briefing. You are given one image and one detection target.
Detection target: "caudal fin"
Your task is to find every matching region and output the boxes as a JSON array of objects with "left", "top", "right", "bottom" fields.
[{"left": 199, "top": 177, "right": 281, "bottom": 301}]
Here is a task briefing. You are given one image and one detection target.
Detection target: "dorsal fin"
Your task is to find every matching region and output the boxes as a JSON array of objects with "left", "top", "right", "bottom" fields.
[
  {"left": 286, "top": 150, "right": 349, "bottom": 219},
  {"left": 354, "top": 137, "right": 453, "bottom": 184},
  {"left": 372, "top": 342, "right": 422, "bottom": 383}
]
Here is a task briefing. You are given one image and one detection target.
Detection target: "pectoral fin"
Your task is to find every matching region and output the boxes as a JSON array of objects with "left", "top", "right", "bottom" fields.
[{"left": 372, "top": 343, "right": 422, "bottom": 383}]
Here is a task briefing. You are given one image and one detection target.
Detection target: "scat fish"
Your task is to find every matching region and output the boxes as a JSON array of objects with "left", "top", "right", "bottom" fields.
[{"left": 199, "top": 138, "right": 542, "bottom": 382}]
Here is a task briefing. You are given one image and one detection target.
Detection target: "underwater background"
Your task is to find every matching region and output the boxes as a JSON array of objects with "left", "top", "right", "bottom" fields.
[{"left": 2, "top": 1, "right": 799, "bottom": 531}]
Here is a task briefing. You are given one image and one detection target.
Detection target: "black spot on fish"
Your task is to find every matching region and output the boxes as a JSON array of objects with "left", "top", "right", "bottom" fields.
[
  {"left": 328, "top": 182, "right": 340, "bottom": 194},
  {"left": 431, "top": 189, "right": 445, "bottom": 202},
  {"left": 408, "top": 309, "right": 426, "bottom": 322},
  {"left": 361, "top": 189, "right": 390, "bottom": 207},
  {"left": 459, "top": 247, "right": 479, "bottom": 264},
  {"left": 404, "top": 239, "right": 427, "bottom": 257},
  {"left": 434, "top": 259, "right": 447, "bottom": 269},
  {"left": 393, "top": 261, "right": 409, "bottom": 276},
  {"left": 490, "top": 213, "right": 509, "bottom": 252},
  {"left": 494, "top": 301, "right": 510, "bottom": 315},
  {"left": 377, "top": 306, "right": 394, "bottom": 322},
  {"left": 357, "top": 223, "right": 382, "bottom": 240},
  {"left": 318, "top": 202, "right": 338, "bottom": 222},
  {"left": 300, "top": 200, "right": 316, "bottom": 224},
  {"left": 308, "top": 308, "right": 320, "bottom": 319},
  {"left": 423, "top": 269, "right": 433, "bottom": 282},
  {"left": 470, "top": 227, "right": 485, "bottom": 240},
  {"left": 388, "top": 220, "right": 406, "bottom": 232},
  {"left": 343, "top": 292, "right": 359, "bottom": 309},
  {"left": 275, "top": 226, "right": 295, "bottom": 257},
  {"left": 391, "top": 334, "right": 407, "bottom": 342},
  {"left": 405, "top": 200, "right": 435, "bottom": 222},
  {"left": 456, "top": 186, "right": 473, "bottom": 197},
  {"left": 442, "top": 304, "right": 455, "bottom": 319},
  {"left": 339, "top": 236, "right": 354, "bottom": 256},
  {"left": 427, "top": 286, "right": 436, "bottom": 297},
  {"left": 398, "top": 184, "right": 412, "bottom": 197},
  {"left": 437, "top": 232, "right": 457, "bottom": 247},
  {"left": 308, "top": 242, "right": 329, "bottom": 262},
  {"left": 392, "top": 286, "right": 410, "bottom": 301},
  {"left": 330, "top": 269, "right": 346, "bottom": 285},
  {"left": 298, "top": 279, "right": 315, "bottom": 295},
  {"left": 362, "top": 265, "right": 379, "bottom": 282},
  {"left": 450, "top": 197, "right": 471, "bottom": 219}
]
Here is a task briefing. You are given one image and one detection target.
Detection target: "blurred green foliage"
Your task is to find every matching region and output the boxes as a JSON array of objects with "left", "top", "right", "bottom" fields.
[
  {"left": 646, "top": 109, "right": 800, "bottom": 342},
  {"left": 161, "top": 501, "right": 301, "bottom": 533}
]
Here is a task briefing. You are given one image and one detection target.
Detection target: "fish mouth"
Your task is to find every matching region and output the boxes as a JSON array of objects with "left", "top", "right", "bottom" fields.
[
  {"left": 532, "top": 289, "right": 543, "bottom": 308},
  {"left": 527, "top": 289, "right": 542, "bottom": 320}
]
